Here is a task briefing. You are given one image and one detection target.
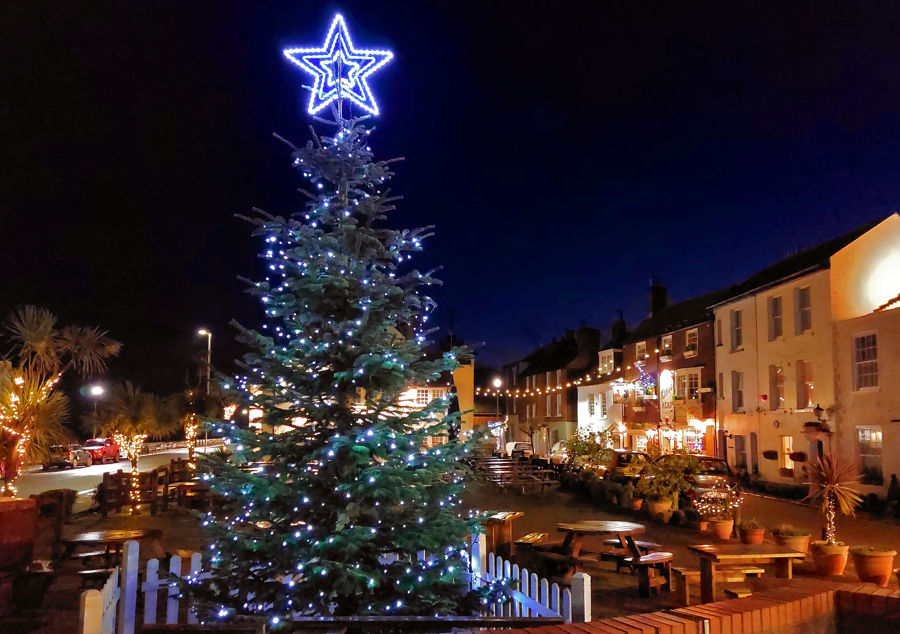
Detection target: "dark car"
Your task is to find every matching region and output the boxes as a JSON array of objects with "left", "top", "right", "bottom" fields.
[
  {"left": 652, "top": 453, "right": 739, "bottom": 503},
  {"left": 42, "top": 444, "right": 74, "bottom": 471},
  {"left": 82, "top": 438, "right": 121, "bottom": 464}
]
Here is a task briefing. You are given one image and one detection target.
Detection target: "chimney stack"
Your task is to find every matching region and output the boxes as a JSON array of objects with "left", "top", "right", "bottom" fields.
[
  {"left": 611, "top": 311, "right": 626, "bottom": 344},
  {"left": 649, "top": 277, "right": 668, "bottom": 317}
]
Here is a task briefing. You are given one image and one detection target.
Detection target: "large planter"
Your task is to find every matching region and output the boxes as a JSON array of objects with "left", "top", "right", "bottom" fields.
[
  {"left": 708, "top": 518, "right": 734, "bottom": 540},
  {"left": 773, "top": 533, "right": 810, "bottom": 554},
  {"left": 0, "top": 498, "right": 38, "bottom": 571},
  {"left": 740, "top": 528, "right": 765, "bottom": 544},
  {"left": 811, "top": 541, "right": 850, "bottom": 577},
  {"left": 850, "top": 547, "right": 897, "bottom": 587},
  {"left": 647, "top": 499, "right": 672, "bottom": 522}
]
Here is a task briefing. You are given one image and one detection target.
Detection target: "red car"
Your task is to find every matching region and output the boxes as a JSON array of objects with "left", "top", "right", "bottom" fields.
[{"left": 81, "top": 438, "right": 121, "bottom": 464}]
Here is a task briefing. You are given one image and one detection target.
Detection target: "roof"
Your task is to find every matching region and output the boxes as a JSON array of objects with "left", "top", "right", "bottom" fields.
[
  {"left": 710, "top": 221, "right": 876, "bottom": 308},
  {"left": 625, "top": 288, "right": 731, "bottom": 343},
  {"left": 518, "top": 327, "right": 601, "bottom": 377}
]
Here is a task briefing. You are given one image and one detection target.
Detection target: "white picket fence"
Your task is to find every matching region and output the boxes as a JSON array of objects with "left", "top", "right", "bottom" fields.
[
  {"left": 468, "top": 532, "right": 590, "bottom": 623},
  {"left": 80, "top": 534, "right": 590, "bottom": 633}
]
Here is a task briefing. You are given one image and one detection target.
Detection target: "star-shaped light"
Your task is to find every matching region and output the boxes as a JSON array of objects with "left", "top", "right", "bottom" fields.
[{"left": 284, "top": 14, "right": 393, "bottom": 116}]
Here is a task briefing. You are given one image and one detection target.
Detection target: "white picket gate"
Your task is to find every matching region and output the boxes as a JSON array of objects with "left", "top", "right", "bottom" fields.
[
  {"left": 79, "top": 540, "right": 208, "bottom": 634},
  {"left": 80, "top": 533, "right": 590, "bottom": 632},
  {"left": 78, "top": 564, "right": 120, "bottom": 634}
]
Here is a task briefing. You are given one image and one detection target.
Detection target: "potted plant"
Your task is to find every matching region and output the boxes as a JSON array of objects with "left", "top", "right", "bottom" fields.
[
  {"left": 738, "top": 518, "right": 765, "bottom": 544},
  {"left": 772, "top": 524, "right": 811, "bottom": 553},
  {"left": 635, "top": 452, "right": 701, "bottom": 523},
  {"left": 806, "top": 455, "right": 863, "bottom": 576},
  {"left": 850, "top": 546, "right": 897, "bottom": 586},
  {"left": 619, "top": 481, "right": 636, "bottom": 509},
  {"left": 696, "top": 483, "right": 743, "bottom": 540}
]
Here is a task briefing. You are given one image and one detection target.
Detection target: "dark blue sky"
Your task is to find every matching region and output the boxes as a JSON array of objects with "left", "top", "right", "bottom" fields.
[{"left": 3, "top": 1, "right": 900, "bottom": 390}]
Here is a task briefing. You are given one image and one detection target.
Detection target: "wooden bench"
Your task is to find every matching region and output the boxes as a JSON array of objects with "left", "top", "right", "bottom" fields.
[
  {"left": 623, "top": 551, "right": 673, "bottom": 597},
  {"left": 601, "top": 535, "right": 661, "bottom": 573},
  {"left": 76, "top": 568, "right": 115, "bottom": 590},
  {"left": 535, "top": 551, "right": 599, "bottom": 579},
  {"left": 724, "top": 585, "right": 752, "bottom": 598},
  {"left": 603, "top": 538, "right": 660, "bottom": 551},
  {"left": 672, "top": 566, "right": 765, "bottom": 606},
  {"left": 513, "top": 532, "right": 547, "bottom": 569}
]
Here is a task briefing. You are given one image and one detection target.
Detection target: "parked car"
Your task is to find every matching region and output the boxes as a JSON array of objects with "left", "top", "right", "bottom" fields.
[
  {"left": 505, "top": 441, "right": 533, "bottom": 459},
  {"left": 548, "top": 441, "right": 569, "bottom": 465},
  {"left": 650, "top": 453, "right": 739, "bottom": 503},
  {"left": 67, "top": 444, "right": 93, "bottom": 467},
  {"left": 42, "top": 444, "right": 74, "bottom": 470},
  {"left": 582, "top": 449, "right": 650, "bottom": 482},
  {"left": 82, "top": 438, "right": 121, "bottom": 464}
]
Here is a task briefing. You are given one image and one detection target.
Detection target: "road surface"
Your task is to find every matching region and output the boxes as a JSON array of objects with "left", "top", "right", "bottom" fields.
[{"left": 17, "top": 448, "right": 215, "bottom": 512}]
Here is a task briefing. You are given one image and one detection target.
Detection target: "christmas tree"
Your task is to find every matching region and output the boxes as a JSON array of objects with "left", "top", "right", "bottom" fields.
[{"left": 194, "top": 18, "right": 493, "bottom": 624}]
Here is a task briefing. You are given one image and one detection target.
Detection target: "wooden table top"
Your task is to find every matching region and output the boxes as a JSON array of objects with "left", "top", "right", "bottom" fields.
[
  {"left": 62, "top": 528, "right": 159, "bottom": 545},
  {"left": 556, "top": 520, "right": 645, "bottom": 535},
  {"left": 688, "top": 543, "right": 806, "bottom": 561},
  {"left": 484, "top": 511, "right": 525, "bottom": 523}
]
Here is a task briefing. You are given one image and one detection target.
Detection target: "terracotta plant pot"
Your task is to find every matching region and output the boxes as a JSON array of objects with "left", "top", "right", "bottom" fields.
[
  {"left": 708, "top": 518, "right": 734, "bottom": 540},
  {"left": 647, "top": 499, "right": 672, "bottom": 522},
  {"left": 632, "top": 498, "right": 644, "bottom": 511},
  {"left": 811, "top": 541, "right": 850, "bottom": 577},
  {"left": 740, "top": 528, "right": 765, "bottom": 544},
  {"left": 697, "top": 520, "right": 709, "bottom": 533},
  {"left": 850, "top": 547, "right": 897, "bottom": 587},
  {"left": 773, "top": 533, "right": 810, "bottom": 554}
]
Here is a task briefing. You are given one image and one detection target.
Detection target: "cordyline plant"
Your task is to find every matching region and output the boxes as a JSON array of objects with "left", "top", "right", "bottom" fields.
[{"left": 805, "top": 454, "right": 862, "bottom": 544}]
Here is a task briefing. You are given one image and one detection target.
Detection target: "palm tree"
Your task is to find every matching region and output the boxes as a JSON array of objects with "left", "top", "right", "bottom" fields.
[
  {"left": 806, "top": 454, "right": 863, "bottom": 544},
  {"left": 0, "top": 306, "right": 120, "bottom": 495},
  {"left": 85, "top": 382, "right": 180, "bottom": 513}
]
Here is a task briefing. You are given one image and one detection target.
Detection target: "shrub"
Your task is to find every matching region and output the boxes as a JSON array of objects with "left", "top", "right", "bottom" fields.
[
  {"left": 739, "top": 518, "right": 763, "bottom": 530},
  {"left": 850, "top": 545, "right": 896, "bottom": 555},
  {"left": 772, "top": 524, "right": 810, "bottom": 537}
]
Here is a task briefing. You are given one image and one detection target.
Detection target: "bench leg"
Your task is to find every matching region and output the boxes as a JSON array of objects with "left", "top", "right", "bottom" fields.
[
  {"left": 700, "top": 559, "right": 716, "bottom": 604},
  {"left": 675, "top": 575, "right": 692, "bottom": 606}
]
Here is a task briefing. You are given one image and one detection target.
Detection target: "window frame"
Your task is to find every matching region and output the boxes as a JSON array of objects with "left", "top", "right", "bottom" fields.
[
  {"left": 768, "top": 295, "right": 783, "bottom": 341},
  {"left": 685, "top": 328, "right": 699, "bottom": 357},
  {"left": 730, "top": 309, "right": 743, "bottom": 351},
  {"left": 556, "top": 392, "right": 562, "bottom": 416},
  {"left": 635, "top": 341, "right": 647, "bottom": 360},
  {"left": 796, "top": 360, "right": 814, "bottom": 409},
  {"left": 731, "top": 370, "right": 744, "bottom": 412},
  {"left": 853, "top": 331, "right": 879, "bottom": 391},
  {"left": 769, "top": 364, "right": 785, "bottom": 410},
  {"left": 416, "top": 388, "right": 430, "bottom": 406},
  {"left": 796, "top": 287, "right": 812, "bottom": 334},
  {"left": 545, "top": 394, "right": 551, "bottom": 416},
  {"left": 780, "top": 435, "right": 794, "bottom": 470},
  {"left": 857, "top": 425, "right": 884, "bottom": 485},
  {"left": 587, "top": 393, "right": 595, "bottom": 417}
]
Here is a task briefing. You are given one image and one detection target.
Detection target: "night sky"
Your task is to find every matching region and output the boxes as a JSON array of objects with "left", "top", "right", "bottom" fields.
[{"left": 4, "top": 2, "right": 900, "bottom": 394}]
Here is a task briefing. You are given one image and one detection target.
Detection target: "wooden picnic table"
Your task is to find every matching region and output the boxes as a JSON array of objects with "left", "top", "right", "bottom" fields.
[
  {"left": 555, "top": 520, "right": 646, "bottom": 557},
  {"left": 62, "top": 528, "right": 161, "bottom": 566},
  {"left": 688, "top": 543, "right": 806, "bottom": 603}
]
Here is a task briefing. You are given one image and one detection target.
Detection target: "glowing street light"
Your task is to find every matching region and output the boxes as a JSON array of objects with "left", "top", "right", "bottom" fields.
[
  {"left": 492, "top": 377, "right": 503, "bottom": 418},
  {"left": 89, "top": 385, "right": 105, "bottom": 397},
  {"left": 197, "top": 329, "right": 213, "bottom": 452}
]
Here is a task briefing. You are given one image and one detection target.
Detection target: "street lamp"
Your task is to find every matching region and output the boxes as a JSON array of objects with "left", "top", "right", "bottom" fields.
[
  {"left": 197, "top": 329, "right": 212, "bottom": 450},
  {"left": 87, "top": 384, "right": 105, "bottom": 413},
  {"left": 493, "top": 377, "right": 502, "bottom": 418}
]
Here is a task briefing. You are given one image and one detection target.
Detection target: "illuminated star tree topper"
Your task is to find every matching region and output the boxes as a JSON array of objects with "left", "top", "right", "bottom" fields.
[{"left": 283, "top": 13, "right": 393, "bottom": 117}]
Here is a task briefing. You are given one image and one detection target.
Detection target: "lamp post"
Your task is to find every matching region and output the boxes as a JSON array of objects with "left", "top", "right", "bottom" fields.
[
  {"left": 492, "top": 377, "right": 503, "bottom": 419},
  {"left": 197, "top": 329, "right": 212, "bottom": 450}
]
